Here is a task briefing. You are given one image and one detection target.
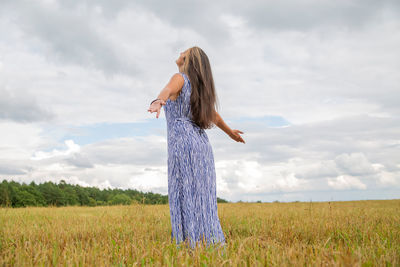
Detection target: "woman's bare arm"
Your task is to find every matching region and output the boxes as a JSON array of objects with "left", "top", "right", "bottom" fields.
[
  {"left": 213, "top": 111, "right": 232, "bottom": 136},
  {"left": 213, "top": 110, "right": 245, "bottom": 143},
  {"left": 147, "top": 73, "right": 184, "bottom": 118},
  {"left": 156, "top": 73, "right": 184, "bottom": 102}
]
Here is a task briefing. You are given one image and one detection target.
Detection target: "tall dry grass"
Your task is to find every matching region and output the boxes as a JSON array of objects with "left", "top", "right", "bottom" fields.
[{"left": 1, "top": 199, "right": 399, "bottom": 266}]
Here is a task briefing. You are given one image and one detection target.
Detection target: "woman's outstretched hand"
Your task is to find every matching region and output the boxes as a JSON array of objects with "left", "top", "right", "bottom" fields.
[
  {"left": 229, "top": 129, "right": 245, "bottom": 143},
  {"left": 147, "top": 99, "right": 166, "bottom": 118}
]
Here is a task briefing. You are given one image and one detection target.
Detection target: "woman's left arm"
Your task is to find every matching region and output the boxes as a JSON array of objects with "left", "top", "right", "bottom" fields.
[
  {"left": 155, "top": 73, "right": 184, "bottom": 103},
  {"left": 147, "top": 73, "right": 184, "bottom": 118}
]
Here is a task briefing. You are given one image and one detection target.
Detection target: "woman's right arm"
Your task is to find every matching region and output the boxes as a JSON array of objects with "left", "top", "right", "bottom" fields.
[
  {"left": 213, "top": 111, "right": 245, "bottom": 143},
  {"left": 213, "top": 111, "right": 231, "bottom": 136}
]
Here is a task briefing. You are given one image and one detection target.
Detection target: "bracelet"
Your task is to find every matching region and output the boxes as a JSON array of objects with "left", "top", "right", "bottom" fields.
[{"left": 150, "top": 98, "right": 161, "bottom": 105}]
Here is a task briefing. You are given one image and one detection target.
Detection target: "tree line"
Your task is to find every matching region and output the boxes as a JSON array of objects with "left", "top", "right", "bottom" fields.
[{"left": 0, "top": 179, "right": 229, "bottom": 208}]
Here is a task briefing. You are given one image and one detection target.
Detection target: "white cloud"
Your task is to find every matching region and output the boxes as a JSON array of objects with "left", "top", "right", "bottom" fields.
[
  {"left": 0, "top": 122, "right": 49, "bottom": 159},
  {"left": 31, "top": 140, "right": 80, "bottom": 160},
  {"left": 327, "top": 175, "right": 367, "bottom": 190},
  {"left": 334, "top": 152, "right": 376, "bottom": 176},
  {"left": 377, "top": 170, "right": 400, "bottom": 186},
  {"left": 215, "top": 158, "right": 311, "bottom": 200},
  {"left": 276, "top": 172, "right": 306, "bottom": 191}
]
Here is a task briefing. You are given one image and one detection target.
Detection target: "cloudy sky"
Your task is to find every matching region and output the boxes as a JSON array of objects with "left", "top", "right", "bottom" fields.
[{"left": 1, "top": 0, "right": 399, "bottom": 202}]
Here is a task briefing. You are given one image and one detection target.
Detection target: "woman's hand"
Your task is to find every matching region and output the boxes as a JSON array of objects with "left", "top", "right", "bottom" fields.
[
  {"left": 229, "top": 129, "right": 245, "bottom": 143},
  {"left": 147, "top": 99, "right": 166, "bottom": 118}
]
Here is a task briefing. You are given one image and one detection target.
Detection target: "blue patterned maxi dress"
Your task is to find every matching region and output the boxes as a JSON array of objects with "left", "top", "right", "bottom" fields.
[{"left": 163, "top": 72, "right": 226, "bottom": 249}]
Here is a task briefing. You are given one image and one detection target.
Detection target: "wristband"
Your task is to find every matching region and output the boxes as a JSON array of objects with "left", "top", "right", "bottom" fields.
[{"left": 150, "top": 98, "right": 161, "bottom": 105}]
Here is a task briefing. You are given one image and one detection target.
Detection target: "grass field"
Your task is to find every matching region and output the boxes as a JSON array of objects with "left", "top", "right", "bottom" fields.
[{"left": 1, "top": 199, "right": 399, "bottom": 266}]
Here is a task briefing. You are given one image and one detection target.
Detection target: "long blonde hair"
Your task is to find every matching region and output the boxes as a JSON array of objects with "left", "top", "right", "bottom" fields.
[{"left": 181, "top": 46, "right": 219, "bottom": 129}]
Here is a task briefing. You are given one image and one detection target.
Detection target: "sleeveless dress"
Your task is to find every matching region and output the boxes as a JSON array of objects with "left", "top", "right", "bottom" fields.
[{"left": 163, "top": 72, "right": 226, "bottom": 249}]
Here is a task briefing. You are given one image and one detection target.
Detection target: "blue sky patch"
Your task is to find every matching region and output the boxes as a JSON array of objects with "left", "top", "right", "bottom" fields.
[{"left": 59, "top": 119, "right": 166, "bottom": 146}]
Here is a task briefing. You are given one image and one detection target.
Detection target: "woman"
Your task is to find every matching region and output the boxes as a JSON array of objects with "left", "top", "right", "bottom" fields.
[{"left": 147, "top": 46, "right": 245, "bottom": 250}]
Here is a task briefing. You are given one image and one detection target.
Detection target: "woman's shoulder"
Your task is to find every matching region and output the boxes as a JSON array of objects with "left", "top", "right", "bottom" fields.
[
  {"left": 177, "top": 72, "right": 188, "bottom": 80},
  {"left": 170, "top": 72, "right": 186, "bottom": 84},
  {"left": 178, "top": 72, "right": 191, "bottom": 87}
]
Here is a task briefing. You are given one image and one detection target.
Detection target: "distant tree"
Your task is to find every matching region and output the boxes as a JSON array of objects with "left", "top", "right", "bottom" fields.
[
  {"left": 0, "top": 179, "right": 221, "bottom": 208},
  {"left": 38, "top": 182, "right": 66, "bottom": 206},
  {"left": 58, "top": 179, "right": 67, "bottom": 189},
  {"left": 110, "top": 194, "right": 132, "bottom": 205},
  {"left": 74, "top": 186, "right": 90, "bottom": 206},
  {"left": 217, "top": 197, "right": 228, "bottom": 203},
  {"left": 14, "top": 189, "right": 37, "bottom": 207},
  {"left": 88, "top": 197, "right": 97, "bottom": 207},
  {"left": 8, "top": 180, "right": 20, "bottom": 207},
  {"left": 63, "top": 186, "right": 80, "bottom": 206},
  {"left": 0, "top": 180, "right": 11, "bottom": 207},
  {"left": 22, "top": 183, "right": 46, "bottom": 206}
]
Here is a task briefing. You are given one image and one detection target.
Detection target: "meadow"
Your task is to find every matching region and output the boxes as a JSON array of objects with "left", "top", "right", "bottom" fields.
[{"left": 1, "top": 199, "right": 399, "bottom": 266}]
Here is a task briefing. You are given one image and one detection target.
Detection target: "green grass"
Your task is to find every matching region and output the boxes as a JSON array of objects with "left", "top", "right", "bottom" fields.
[{"left": 1, "top": 199, "right": 399, "bottom": 266}]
